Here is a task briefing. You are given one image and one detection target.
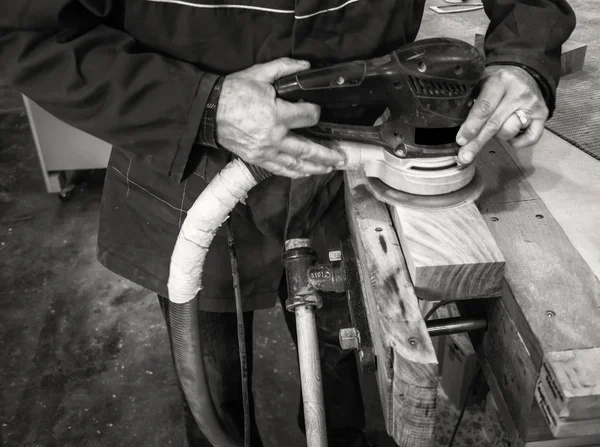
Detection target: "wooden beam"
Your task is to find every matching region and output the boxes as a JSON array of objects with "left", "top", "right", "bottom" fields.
[
  {"left": 526, "top": 403, "right": 600, "bottom": 446},
  {"left": 501, "top": 131, "right": 600, "bottom": 282},
  {"left": 484, "top": 391, "right": 600, "bottom": 447},
  {"left": 460, "top": 294, "right": 538, "bottom": 447},
  {"left": 536, "top": 348, "right": 600, "bottom": 437},
  {"left": 471, "top": 137, "right": 600, "bottom": 441},
  {"left": 432, "top": 303, "right": 483, "bottom": 409},
  {"left": 344, "top": 170, "right": 439, "bottom": 447},
  {"left": 390, "top": 202, "right": 505, "bottom": 300},
  {"left": 560, "top": 39, "right": 587, "bottom": 77}
]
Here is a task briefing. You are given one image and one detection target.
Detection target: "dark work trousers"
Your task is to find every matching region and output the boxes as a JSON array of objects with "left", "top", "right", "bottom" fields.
[{"left": 157, "top": 280, "right": 367, "bottom": 447}]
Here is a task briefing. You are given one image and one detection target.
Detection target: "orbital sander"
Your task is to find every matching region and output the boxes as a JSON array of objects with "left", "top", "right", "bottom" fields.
[{"left": 275, "top": 37, "right": 486, "bottom": 208}]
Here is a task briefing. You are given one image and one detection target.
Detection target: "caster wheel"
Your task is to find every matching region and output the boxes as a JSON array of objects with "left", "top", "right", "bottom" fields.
[{"left": 58, "top": 185, "right": 76, "bottom": 202}]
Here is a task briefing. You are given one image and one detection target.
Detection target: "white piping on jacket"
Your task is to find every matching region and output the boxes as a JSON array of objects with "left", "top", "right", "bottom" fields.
[
  {"left": 294, "top": 0, "right": 358, "bottom": 19},
  {"left": 145, "top": 0, "right": 359, "bottom": 19}
]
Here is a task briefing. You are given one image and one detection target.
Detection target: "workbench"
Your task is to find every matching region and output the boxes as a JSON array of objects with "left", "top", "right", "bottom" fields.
[
  {"left": 345, "top": 125, "right": 599, "bottom": 446},
  {"left": 342, "top": 4, "right": 599, "bottom": 446}
]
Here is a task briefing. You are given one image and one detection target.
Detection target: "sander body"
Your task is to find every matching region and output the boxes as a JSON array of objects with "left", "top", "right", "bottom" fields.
[{"left": 275, "top": 37, "right": 486, "bottom": 207}]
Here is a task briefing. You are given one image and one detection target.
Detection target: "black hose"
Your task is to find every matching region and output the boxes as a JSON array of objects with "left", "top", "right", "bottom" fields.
[
  {"left": 169, "top": 299, "right": 240, "bottom": 446},
  {"left": 244, "top": 163, "right": 272, "bottom": 183}
]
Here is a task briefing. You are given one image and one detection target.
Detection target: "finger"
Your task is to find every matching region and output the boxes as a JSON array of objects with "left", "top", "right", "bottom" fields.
[
  {"left": 279, "top": 133, "right": 346, "bottom": 166},
  {"left": 254, "top": 58, "right": 311, "bottom": 83},
  {"left": 275, "top": 98, "right": 321, "bottom": 129},
  {"left": 272, "top": 152, "right": 334, "bottom": 175},
  {"left": 496, "top": 114, "right": 523, "bottom": 140},
  {"left": 458, "top": 102, "right": 517, "bottom": 164},
  {"left": 509, "top": 119, "right": 545, "bottom": 149},
  {"left": 259, "top": 160, "right": 305, "bottom": 179},
  {"left": 456, "top": 80, "right": 506, "bottom": 146}
]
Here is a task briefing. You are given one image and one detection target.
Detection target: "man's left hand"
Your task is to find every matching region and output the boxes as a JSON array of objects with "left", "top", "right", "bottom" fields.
[{"left": 455, "top": 65, "right": 549, "bottom": 164}]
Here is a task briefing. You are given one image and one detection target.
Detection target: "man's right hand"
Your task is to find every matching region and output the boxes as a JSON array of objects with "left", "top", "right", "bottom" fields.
[{"left": 215, "top": 58, "right": 346, "bottom": 178}]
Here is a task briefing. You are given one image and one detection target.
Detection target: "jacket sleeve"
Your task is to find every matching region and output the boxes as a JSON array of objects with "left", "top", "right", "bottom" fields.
[
  {"left": 482, "top": 0, "right": 576, "bottom": 113},
  {"left": 0, "top": 1, "right": 219, "bottom": 182}
]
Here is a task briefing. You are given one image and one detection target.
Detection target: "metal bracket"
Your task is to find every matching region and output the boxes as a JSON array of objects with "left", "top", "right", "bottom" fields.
[
  {"left": 335, "top": 240, "right": 487, "bottom": 374},
  {"left": 285, "top": 237, "right": 488, "bottom": 376},
  {"left": 339, "top": 239, "right": 377, "bottom": 374}
]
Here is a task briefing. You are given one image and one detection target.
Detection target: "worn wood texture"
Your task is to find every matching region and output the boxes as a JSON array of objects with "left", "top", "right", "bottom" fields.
[
  {"left": 501, "top": 132, "right": 600, "bottom": 282},
  {"left": 469, "top": 136, "right": 600, "bottom": 443},
  {"left": 475, "top": 34, "right": 586, "bottom": 77},
  {"left": 434, "top": 303, "right": 482, "bottom": 409},
  {"left": 526, "top": 403, "right": 600, "bottom": 447},
  {"left": 419, "top": 301, "right": 446, "bottom": 369},
  {"left": 535, "top": 348, "right": 600, "bottom": 437},
  {"left": 560, "top": 39, "right": 587, "bottom": 77},
  {"left": 344, "top": 170, "right": 439, "bottom": 447},
  {"left": 485, "top": 392, "right": 600, "bottom": 447},
  {"left": 390, "top": 203, "right": 505, "bottom": 301}
]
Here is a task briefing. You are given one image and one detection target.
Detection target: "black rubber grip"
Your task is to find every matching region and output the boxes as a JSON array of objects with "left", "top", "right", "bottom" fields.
[{"left": 244, "top": 162, "right": 272, "bottom": 183}]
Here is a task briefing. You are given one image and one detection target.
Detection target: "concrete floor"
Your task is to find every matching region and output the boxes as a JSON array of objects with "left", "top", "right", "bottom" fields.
[{"left": 0, "top": 84, "right": 506, "bottom": 445}]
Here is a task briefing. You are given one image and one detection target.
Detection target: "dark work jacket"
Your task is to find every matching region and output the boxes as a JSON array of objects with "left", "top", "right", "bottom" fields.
[{"left": 0, "top": 0, "right": 575, "bottom": 311}]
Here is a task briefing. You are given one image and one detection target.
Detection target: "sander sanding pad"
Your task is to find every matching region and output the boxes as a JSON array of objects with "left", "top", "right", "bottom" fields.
[{"left": 365, "top": 168, "right": 485, "bottom": 210}]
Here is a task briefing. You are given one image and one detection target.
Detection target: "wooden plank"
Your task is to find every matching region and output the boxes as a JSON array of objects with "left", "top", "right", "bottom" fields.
[
  {"left": 526, "top": 435, "right": 600, "bottom": 447},
  {"left": 500, "top": 134, "right": 600, "bottom": 281},
  {"left": 482, "top": 198, "right": 600, "bottom": 363},
  {"left": 484, "top": 392, "right": 600, "bottom": 447},
  {"left": 435, "top": 303, "right": 483, "bottom": 409},
  {"left": 418, "top": 301, "right": 446, "bottom": 369},
  {"left": 474, "top": 35, "right": 587, "bottom": 77},
  {"left": 560, "top": 39, "right": 587, "bottom": 77},
  {"left": 344, "top": 170, "right": 438, "bottom": 447},
  {"left": 540, "top": 348, "right": 600, "bottom": 420},
  {"left": 474, "top": 137, "right": 600, "bottom": 438},
  {"left": 535, "top": 348, "right": 600, "bottom": 437},
  {"left": 460, "top": 294, "right": 539, "bottom": 447},
  {"left": 526, "top": 402, "right": 600, "bottom": 446},
  {"left": 390, "top": 202, "right": 505, "bottom": 300}
]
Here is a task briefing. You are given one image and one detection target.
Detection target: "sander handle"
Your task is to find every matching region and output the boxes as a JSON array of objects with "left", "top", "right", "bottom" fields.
[{"left": 274, "top": 37, "right": 485, "bottom": 159}]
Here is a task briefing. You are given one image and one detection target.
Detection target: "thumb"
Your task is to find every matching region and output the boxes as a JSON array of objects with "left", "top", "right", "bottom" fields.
[{"left": 253, "top": 58, "right": 311, "bottom": 82}]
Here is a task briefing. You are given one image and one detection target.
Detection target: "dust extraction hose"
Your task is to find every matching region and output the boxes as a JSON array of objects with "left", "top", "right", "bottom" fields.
[{"left": 167, "top": 158, "right": 271, "bottom": 447}]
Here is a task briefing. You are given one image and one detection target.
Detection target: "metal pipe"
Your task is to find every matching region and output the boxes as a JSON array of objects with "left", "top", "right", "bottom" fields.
[
  {"left": 295, "top": 305, "right": 328, "bottom": 447},
  {"left": 282, "top": 239, "right": 328, "bottom": 447},
  {"left": 426, "top": 316, "right": 487, "bottom": 337}
]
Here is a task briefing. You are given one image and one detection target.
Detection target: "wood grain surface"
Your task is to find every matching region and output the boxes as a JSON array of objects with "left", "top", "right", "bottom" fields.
[
  {"left": 535, "top": 348, "right": 600, "bottom": 437},
  {"left": 344, "top": 170, "right": 438, "bottom": 447},
  {"left": 560, "top": 39, "right": 587, "bottom": 77},
  {"left": 499, "top": 133, "right": 600, "bottom": 281},
  {"left": 390, "top": 202, "right": 505, "bottom": 301},
  {"left": 472, "top": 137, "right": 600, "bottom": 442},
  {"left": 432, "top": 303, "right": 481, "bottom": 409}
]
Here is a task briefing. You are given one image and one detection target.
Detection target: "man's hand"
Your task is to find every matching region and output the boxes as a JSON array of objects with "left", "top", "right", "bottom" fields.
[
  {"left": 216, "top": 58, "right": 345, "bottom": 178},
  {"left": 455, "top": 66, "right": 549, "bottom": 164}
]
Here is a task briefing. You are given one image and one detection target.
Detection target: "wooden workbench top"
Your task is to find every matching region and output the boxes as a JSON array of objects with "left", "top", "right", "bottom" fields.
[
  {"left": 347, "top": 4, "right": 600, "bottom": 444},
  {"left": 418, "top": 0, "right": 599, "bottom": 280}
]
